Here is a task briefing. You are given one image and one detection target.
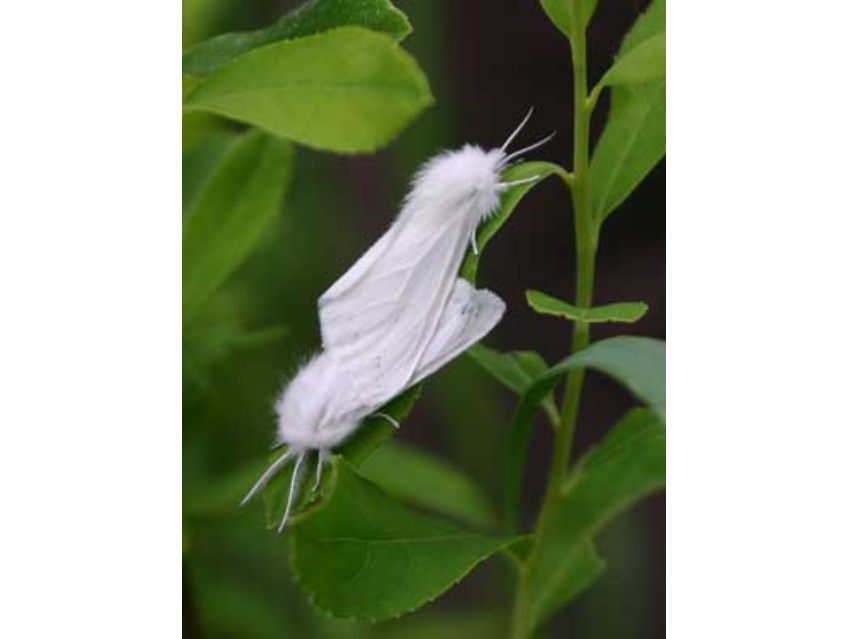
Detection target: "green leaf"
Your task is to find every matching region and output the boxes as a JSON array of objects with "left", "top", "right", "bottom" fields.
[
  {"left": 526, "top": 289, "right": 648, "bottom": 323},
  {"left": 182, "top": 128, "right": 236, "bottom": 214},
  {"left": 183, "top": 131, "right": 294, "bottom": 322},
  {"left": 337, "top": 385, "right": 422, "bottom": 465},
  {"left": 535, "top": 540, "right": 607, "bottom": 624},
  {"left": 599, "top": 32, "right": 665, "bottom": 87},
  {"left": 359, "top": 441, "right": 496, "bottom": 528},
  {"left": 526, "top": 408, "right": 665, "bottom": 632},
  {"left": 461, "top": 161, "right": 566, "bottom": 283},
  {"left": 503, "top": 336, "right": 664, "bottom": 529},
  {"left": 539, "top": 0, "right": 598, "bottom": 39},
  {"left": 183, "top": 0, "right": 412, "bottom": 77},
  {"left": 290, "top": 460, "right": 516, "bottom": 621},
  {"left": 564, "top": 336, "right": 665, "bottom": 421},
  {"left": 467, "top": 344, "right": 560, "bottom": 427},
  {"left": 184, "top": 27, "right": 433, "bottom": 154},
  {"left": 619, "top": 0, "right": 666, "bottom": 54},
  {"left": 262, "top": 385, "right": 422, "bottom": 528},
  {"left": 590, "top": 0, "right": 665, "bottom": 221},
  {"left": 503, "top": 371, "right": 562, "bottom": 530}
]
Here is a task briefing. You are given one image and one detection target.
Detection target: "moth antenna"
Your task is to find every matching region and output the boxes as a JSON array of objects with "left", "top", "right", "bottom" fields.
[
  {"left": 502, "top": 157, "right": 525, "bottom": 170},
  {"left": 375, "top": 412, "right": 401, "bottom": 429},
  {"left": 311, "top": 449, "right": 327, "bottom": 493},
  {"left": 240, "top": 449, "right": 293, "bottom": 507},
  {"left": 501, "top": 131, "right": 557, "bottom": 167},
  {"left": 501, "top": 106, "right": 535, "bottom": 152},
  {"left": 278, "top": 450, "right": 307, "bottom": 533},
  {"left": 499, "top": 175, "right": 541, "bottom": 188}
]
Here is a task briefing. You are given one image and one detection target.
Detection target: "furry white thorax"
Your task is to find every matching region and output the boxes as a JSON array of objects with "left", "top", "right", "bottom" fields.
[{"left": 403, "top": 145, "right": 506, "bottom": 227}]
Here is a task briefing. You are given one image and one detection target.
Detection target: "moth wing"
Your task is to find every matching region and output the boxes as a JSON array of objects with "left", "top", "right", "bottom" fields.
[
  {"left": 409, "top": 278, "right": 506, "bottom": 386},
  {"left": 320, "top": 214, "right": 473, "bottom": 406},
  {"left": 318, "top": 226, "right": 397, "bottom": 323}
]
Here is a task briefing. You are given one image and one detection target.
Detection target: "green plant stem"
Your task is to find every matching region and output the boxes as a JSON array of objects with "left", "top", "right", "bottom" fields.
[{"left": 509, "top": 6, "right": 599, "bottom": 638}]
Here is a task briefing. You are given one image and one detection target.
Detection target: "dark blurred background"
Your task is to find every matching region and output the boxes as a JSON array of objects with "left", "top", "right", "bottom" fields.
[{"left": 184, "top": 1, "right": 664, "bottom": 637}]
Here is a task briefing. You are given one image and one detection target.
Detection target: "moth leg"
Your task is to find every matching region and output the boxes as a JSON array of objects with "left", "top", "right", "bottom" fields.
[
  {"left": 311, "top": 449, "right": 327, "bottom": 494},
  {"left": 499, "top": 175, "right": 542, "bottom": 189},
  {"left": 278, "top": 450, "right": 307, "bottom": 534},
  {"left": 470, "top": 228, "right": 480, "bottom": 256},
  {"left": 374, "top": 412, "right": 400, "bottom": 429},
  {"left": 240, "top": 448, "right": 293, "bottom": 507}
]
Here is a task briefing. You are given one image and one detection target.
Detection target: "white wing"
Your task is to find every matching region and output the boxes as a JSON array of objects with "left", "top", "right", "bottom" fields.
[
  {"left": 319, "top": 211, "right": 475, "bottom": 407},
  {"left": 409, "top": 278, "right": 506, "bottom": 386}
]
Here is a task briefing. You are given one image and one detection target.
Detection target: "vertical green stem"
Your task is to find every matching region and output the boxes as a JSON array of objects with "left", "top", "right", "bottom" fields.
[{"left": 509, "top": 5, "right": 598, "bottom": 638}]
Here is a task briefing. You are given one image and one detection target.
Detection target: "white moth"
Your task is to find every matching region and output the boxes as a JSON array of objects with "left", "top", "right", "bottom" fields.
[{"left": 242, "top": 110, "right": 552, "bottom": 531}]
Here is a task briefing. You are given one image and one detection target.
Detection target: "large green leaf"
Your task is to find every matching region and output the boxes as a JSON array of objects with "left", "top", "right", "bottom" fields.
[
  {"left": 183, "top": 131, "right": 294, "bottom": 322},
  {"left": 526, "top": 289, "right": 648, "bottom": 324},
  {"left": 590, "top": 0, "right": 665, "bottom": 221},
  {"left": 539, "top": 0, "right": 598, "bottom": 39},
  {"left": 564, "top": 336, "right": 665, "bottom": 421},
  {"left": 290, "top": 460, "right": 516, "bottom": 620},
  {"left": 598, "top": 32, "right": 665, "bottom": 87},
  {"left": 359, "top": 441, "right": 496, "bottom": 528},
  {"left": 183, "top": 0, "right": 412, "bottom": 77},
  {"left": 182, "top": 128, "right": 236, "bottom": 214},
  {"left": 467, "top": 344, "right": 560, "bottom": 428},
  {"left": 184, "top": 27, "right": 433, "bottom": 153},
  {"left": 503, "top": 336, "right": 664, "bottom": 528},
  {"left": 525, "top": 408, "right": 665, "bottom": 632},
  {"left": 461, "top": 161, "right": 566, "bottom": 283}
]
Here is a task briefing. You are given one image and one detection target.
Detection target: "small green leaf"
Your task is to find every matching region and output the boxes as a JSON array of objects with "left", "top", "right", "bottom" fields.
[
  {"left": 590, "top": 0, "right": 665, "bottom": 221},
  {"left": 184, "top": 27, "right": 433, "bottom": 153},
  {"left": 262, "top": 385, "right": 422, "bottom": 528},
  {"left": 526, "top": 289, "right": 648, "bottom": 323},
  {"left": 359, "top": 441, "right": 496, "bottom": 528},
  {"left": 467, "top": 344, "right": 560, "bottom": 427},
  {"left": 183, "top": 0, "right": 412, "bottom": 77},
  {"left": 526, "top": 408, "right": 665, "bottom": 632},
  {"left": 183, "top": 131, "right": 294, "bottom": 322},
  {"left": 467, "top": 344, "right": 547, "bottom": 395},
  {"left": 503, "top": 336, "right": 664, "bottom": 529},
  {"left": 599, "top": 32, "right": 665, "bottom": 87},
  {"left": 290, "top": 460, "right": 516, "bottom": 620},
  {"left": 539, "top": 0, "right": 598, "bottom": 39},
  {"left": 461, "top": 161, "right": 566, "bottom": 283}
]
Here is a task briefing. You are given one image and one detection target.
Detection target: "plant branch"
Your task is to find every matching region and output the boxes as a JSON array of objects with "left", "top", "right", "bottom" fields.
[{"left": 509, "top": 3, "right": 600, "bottom": 637}]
